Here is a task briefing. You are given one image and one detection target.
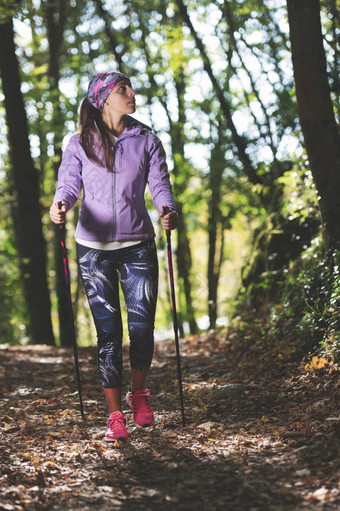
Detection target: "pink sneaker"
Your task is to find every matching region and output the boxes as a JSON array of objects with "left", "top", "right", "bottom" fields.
[
  {"left": 105, "top": 411, "right": 128, "bottom": 442},
  {"left": 126, "top": 389, "right": 155, "bottom": 427}
]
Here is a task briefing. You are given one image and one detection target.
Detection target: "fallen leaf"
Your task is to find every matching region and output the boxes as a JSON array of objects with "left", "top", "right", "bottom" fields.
[{"left": 311, "top": 357, "right": 329, "bottom": 370}]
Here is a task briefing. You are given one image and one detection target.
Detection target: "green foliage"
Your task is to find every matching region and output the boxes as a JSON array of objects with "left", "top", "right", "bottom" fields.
[
  {"left": 271, "top": 237, "right": 340, "bottom": 362},
  {"left": 0, "top": 0, "right": 22, "bottom": 24},
  {"left": 0, "top": 183, "right": 28, "bottom": 345},
  {"left": 231, "top": 232, "right": 340, "bottom": 362},
  {"left": 239, "top": 159, "right": 321, "bottom": 314},
  {"left": 277, "top": 165, "right": 319, "bottom": 223}
]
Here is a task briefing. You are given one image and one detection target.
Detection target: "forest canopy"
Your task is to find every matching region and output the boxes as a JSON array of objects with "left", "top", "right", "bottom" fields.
[{"left": 0, "top": 0, "right": 340, "bottom": 361}]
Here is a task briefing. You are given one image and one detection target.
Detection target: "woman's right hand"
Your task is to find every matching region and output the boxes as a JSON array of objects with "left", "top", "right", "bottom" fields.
[{"left": 49, "top": 202, "right": 66, "bottom": 225}]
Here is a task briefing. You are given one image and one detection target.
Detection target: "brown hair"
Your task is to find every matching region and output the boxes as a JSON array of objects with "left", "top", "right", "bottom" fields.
[{"left": 78, "top": 97, "right": 114, "bottom": 171}]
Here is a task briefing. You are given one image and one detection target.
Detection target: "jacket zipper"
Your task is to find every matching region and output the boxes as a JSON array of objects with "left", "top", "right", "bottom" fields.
[
  {"left": 112, "top": 171, "right": 116, "bottom": 240},
  {"left": 112, "top": 145, "right": 116, "bottom": 240}
]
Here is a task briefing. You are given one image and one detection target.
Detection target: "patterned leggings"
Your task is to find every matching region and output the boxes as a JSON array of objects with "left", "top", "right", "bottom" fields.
[{"left": 76, "top": 239, "right": 158, "bottom": 388}]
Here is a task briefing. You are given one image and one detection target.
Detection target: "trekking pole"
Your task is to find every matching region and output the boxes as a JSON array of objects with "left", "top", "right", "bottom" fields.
[
  {"left": 57, "top": 201, "right": 85, "bottom": 419},
  {"left": 162, "top": 207, "right": 185, "bottom": 426}
]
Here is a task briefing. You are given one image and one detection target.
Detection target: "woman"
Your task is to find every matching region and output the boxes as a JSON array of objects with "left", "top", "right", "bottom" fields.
[{"left": 50, "top": 71, "right": 178, "bottom": 441}]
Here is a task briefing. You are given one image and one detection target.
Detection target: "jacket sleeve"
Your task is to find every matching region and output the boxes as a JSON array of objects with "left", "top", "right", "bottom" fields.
[
  {"left": 52, "top": 135, "right": 83, "bottom": 211},
  {"left": 147, "top": 134, "right": 176, "bottom": 213}
]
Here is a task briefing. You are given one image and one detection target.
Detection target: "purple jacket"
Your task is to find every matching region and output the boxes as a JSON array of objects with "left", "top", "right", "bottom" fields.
[{"left": 53, "top": 116, "right": 176, "bottom": 241}]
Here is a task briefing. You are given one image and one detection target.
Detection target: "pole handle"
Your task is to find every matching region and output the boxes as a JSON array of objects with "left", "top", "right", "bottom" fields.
[
  {"left": 57, "top": 201, "right": 65, "bottom": 232},
  {"left": 57, "top": 200, "right": 65, "bottom": 238},
  {"left": 162, "top": 205, "right": 170, "bottom": 220},
  {"left": 162, "top": 205, "right": 171, "bottom": 241}
]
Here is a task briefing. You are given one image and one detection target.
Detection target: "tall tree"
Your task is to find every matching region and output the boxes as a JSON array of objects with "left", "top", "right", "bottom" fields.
[
  {"left": 44, "top": 0, "right": 74, "bottom": 347},
  {"left": 207, "top": 122, "right": 228, "bottom": 329},
  {"left": 170, "top": 70, "right": 198, "bottom": 335},
  {"left": 0, "top": 17, "right": 54, "bottom": 345},
  {"left": 287, "top": 0, "right": 340, "bottom": 251}
]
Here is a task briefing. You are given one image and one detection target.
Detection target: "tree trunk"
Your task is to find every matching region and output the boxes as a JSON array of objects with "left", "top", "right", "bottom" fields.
[
  {"left": 171, "top": 74, "right": 198, "bottom": 335},
  {"left": 176, "top": 204, "right": 198, "bottom": 335},
  {"left": 287, "top": 0, "right": 340, "bottom": 250},
  {"left": 207, "top": 139, "right": 226, "bottom": 329},
  {"left": 208, "top": 220, "right": 224, "bottom": 330},
  {"left": 44, "top": 0, "right": 74, "bottom": 347},
  {"left": 0, "top": 19, "right": 55, "bottom": 345}
]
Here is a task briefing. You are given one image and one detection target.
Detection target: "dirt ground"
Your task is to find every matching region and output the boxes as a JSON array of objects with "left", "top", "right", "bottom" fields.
[{"left": 0, "top": 329, "right": 339, "bottom": 510}]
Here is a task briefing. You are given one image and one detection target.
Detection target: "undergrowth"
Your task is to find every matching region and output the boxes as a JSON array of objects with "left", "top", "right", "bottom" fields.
[{"left": 233, "top": 234, "right": 340, "bottom": 363}]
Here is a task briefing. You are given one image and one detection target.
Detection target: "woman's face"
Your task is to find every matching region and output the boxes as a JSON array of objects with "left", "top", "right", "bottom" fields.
[{"left": 102, "top": 79, "right": 136, "bottom": 117}]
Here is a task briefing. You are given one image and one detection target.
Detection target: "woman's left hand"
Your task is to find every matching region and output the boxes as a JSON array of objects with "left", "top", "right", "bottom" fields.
[{"left": 160, "top": 209, "right": 178, "bottom": 231}]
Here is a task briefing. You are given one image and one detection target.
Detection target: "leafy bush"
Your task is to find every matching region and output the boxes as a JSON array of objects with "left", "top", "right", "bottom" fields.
[{"left": 266, "top": 235, "right": 340, "bottom": 361}]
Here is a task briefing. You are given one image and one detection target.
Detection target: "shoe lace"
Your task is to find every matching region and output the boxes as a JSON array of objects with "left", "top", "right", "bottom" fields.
[
  {"left": 107, "top": 412, "right": 125, "bottom": 430},
  {"left": 130, "top": 389, "right": 155, "bottom": 413}
]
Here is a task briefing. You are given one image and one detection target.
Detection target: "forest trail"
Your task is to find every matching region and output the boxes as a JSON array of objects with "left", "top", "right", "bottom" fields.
[{"left": 0, "top": 330, "right": 339, "bottom": 511}]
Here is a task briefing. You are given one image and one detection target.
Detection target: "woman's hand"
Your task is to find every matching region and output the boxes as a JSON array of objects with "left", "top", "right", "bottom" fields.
[
  {"left": 49, "top": 202, "right": 66, "bottom": 225},
  {"left": 160, "top": 208, "right": 178, "bottom": 231}
]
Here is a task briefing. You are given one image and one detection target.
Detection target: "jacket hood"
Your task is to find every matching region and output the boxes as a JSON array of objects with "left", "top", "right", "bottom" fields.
[{"left": 92, "top": 115, "right": 152, "bottom": 142}]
